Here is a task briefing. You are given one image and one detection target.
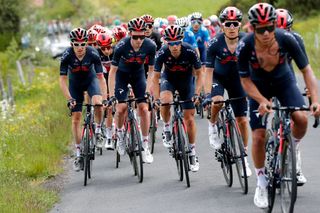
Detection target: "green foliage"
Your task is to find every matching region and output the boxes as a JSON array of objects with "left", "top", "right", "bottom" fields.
[
  {"left": 99, "top": 0, "right": 227, "bottom": 19},
  {"left": 276, "top": 0, "right": 320, "bottom": 16}
]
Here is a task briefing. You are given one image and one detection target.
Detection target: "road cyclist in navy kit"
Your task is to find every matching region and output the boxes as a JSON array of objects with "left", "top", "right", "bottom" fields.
[
  {"left": 204, "top": 6, "right": 252, "bottom": 177},
  {"left": 108, "top": 17, "right": 157, "bottom": 164},
  {"left": 236, "top": 3, "right": 320, "bottom": 208},
  {"left": 59, "top": 28, "right": 108, "bottom": 171},
  {"left": 152, "top": 25, "right": 203, "bottom": 172}
]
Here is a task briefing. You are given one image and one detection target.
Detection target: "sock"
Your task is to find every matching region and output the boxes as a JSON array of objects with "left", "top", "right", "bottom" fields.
[
  {"left": 75, "top": 144, "right": 81, "bottom": 157},
  {"left": 208, "top": 120, "right": 216, "bottom": 127},
  {"left": 106, "top": 127, "right": 112, "bottom": 139},
  {"left": 255, "top": 167, "right": 267, "bottom": 188},
  {"left": 189, "top": 144, "right": 196, "bottom": 156},
  {"left": 164, "top": 122, "right": 171, "bottom": 131},
  {"left": 143, "top": 136, "right": 149, "bottom": 149},
  {"left": 244, "top": 146, "right": 248, "bottom": 153},
  {"left": 95, "top": 123, "right": 101, "bottom": 133}
]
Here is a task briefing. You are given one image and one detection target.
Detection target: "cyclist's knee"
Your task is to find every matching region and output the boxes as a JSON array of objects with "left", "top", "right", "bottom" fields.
[
  {"left": 138, "top": 103, "right": 148, "bottom": 116},
  {"left": 252, "top": 129, "right": 266, "bottom": 146},
  {"left": 236, "top": 116, "right": 248, "bottom": 126},
  {"left": 292, "top": 111, "right": 308, "bottom": 128},
  {"left": 116, "top": 104, "right": 127, "bottom": 115},
  {"left": 212, "top": 95, "right": 223, "bottom": 108},
  {"left": 72, "top": 112, "right": 82, "bottom": 124},
  {"left": 91, "top": 95, "right": 102, "bottom": 105}
]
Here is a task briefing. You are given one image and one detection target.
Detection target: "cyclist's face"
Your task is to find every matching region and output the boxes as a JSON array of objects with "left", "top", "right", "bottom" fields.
[
  {"left": 130, "top": 31, "right": 145, "bottom": 47},
  {"left": 167, "top": 40, "right": 182, "bottom": 55},
  {"left": 145, "top": 24, "right": 153, "bottom": 36},
  {"left": 254, "top": 22, "right": 276, "bottom": 45},
  {"left": 72, "top": 42, "right": 87, "bottom": 56},
  {"left": 222, "top": 21, "right": 240, "bottom": 39}
]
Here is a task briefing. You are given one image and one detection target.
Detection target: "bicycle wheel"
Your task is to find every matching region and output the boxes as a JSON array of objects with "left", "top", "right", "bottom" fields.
[
  {"left": 178, "top": 120, "right": 190, "bottom": 187},
  {"left": 280, "top": 135, "right": 297, "bottom": 213},
  {"left": 172, "top": 126, "right": 183, "bottom": 181},
  {"left": 131, "top": 120, "right": 144, "bottom": 183},
  {"left": 265, "top": 129, "right": 277, "bottom": 213},
  {"left": 150, "top": 109, "right": 157, "bottom": 154},
  {"left": 83, "top": 126, "right": 90, "bottom": 186},
  {"left": 88, "top": 137, "right": 94, "bottom": 179},
  {"left": 229, "top": 120, "right": 248, "bottom": 194},
  {"left": 217, "top": 118, "right": 233, "bottom": 187},
  {"left": 114, "top": 139, "right": 120, "bottom": 168}
]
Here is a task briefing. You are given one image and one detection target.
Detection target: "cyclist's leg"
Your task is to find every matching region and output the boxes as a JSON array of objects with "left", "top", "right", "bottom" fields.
[{"left": 104, "top": 72, "right": 113, "bottom": 139}]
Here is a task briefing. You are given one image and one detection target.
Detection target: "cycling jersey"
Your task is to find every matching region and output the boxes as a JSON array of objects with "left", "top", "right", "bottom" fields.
[
  {"left": 237, "top": 29, "right": 309, "bottom": 130},
  {"left": 188, "top": 25, "right": 210, "bottom": 64},
  {"left": 148, "top": 31, "right": 162, "bottom": 51},
  {"left": 60, "top": 46, "right": 103, "bottom": 112},
  {"left": 97, "top": 48, "right": 113, "bottom": 92},
  {"left": 183, "top": 30, "right": 198, "bottom": 49},
  {"left": 155, "top": 42, "right": 201, "bottom": 109},
  {"left": 206, "top": 32, "right": 247, "bottom": 117}
]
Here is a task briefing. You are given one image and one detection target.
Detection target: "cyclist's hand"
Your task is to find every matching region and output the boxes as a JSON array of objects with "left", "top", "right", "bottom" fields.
[
  {"left": 102, "top": 99, "right": 108, "bottom": 109},
  {"left": 310, "top": 102, "right": 320, "bottom": 116},
  {"left": 153, "top": 99, "right": 161, "bottom": 110},
  {"left": 193, "top": 94, "right": 201, "bottom": 105},
  {"left": 258, "top": 100, "right": 272, "bottom": 116},
  {"left": 202, "top": 93, "right": 211, "bottom": 109},
  {"left": 108, "top": 96, "right": 117, "bottom": 107},
  {"left": 67, "top": 98, "right": 76, "bottom": 109}
]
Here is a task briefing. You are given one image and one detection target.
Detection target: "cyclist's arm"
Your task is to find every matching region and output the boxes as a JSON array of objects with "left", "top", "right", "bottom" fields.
[
  {"left": 240, "top": 77, "right": 269, "bottom": 104},
  {"left": 204, "top": 67, "right": 213, "bottom": 95},
  {"left": 108, "top": 65, "right": 118, "bottom": 97},
  {"left": 301, "top": 65, "right": 319, "bottom": 104},
  {"left": 194, "top": 68, "right": 203, "bottom": 95},
  {"left": 147, "top": 65, "right": 154, "bottom": 93},
  {"left": 93, "top": 52, "right": 108, "bottom": 100},
  {"left": 59, "top": 75, "right": 72, "bottom": 100},
  {"left": 152, "top": 71, "right": 161, "bottom": 100},
  {"left": 98, "top": 75, "right": 108, "bottom": 100},
  {"left": 146, "top": 43, "right": 157, "bottom": 93},
  {"left": 205, "top": 39, "right": 217, "bottom": 95}
]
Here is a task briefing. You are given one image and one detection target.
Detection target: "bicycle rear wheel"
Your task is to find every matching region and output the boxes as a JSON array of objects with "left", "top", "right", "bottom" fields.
[
  {"left": 178, "top": 120, "right": 190, "bottom": 188},
  {"left": 150, "top": 109, "right": 157, "bottom": 154},
  {"left": 131, "top": 120, "right": 144, "bottom": 183},
  {"left": 265, "top": 129, "right": 277, "bottom": 212},
  {"left": 280, "top": 135, "right": 297, "bottom": 213},
  {"left": 114, "top": 139, "right": 120, "bottom": 168},
  {"left": 230, "top": 120, "right": 248, "bottom": 194},
  {"left": 83, "top": 126, "right": 90, "bottom": 186}
]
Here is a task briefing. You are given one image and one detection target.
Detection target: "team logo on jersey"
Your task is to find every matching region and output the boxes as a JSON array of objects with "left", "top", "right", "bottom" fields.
[
  {"left": 236, "top": 40, "right": 245, "bottom": 56},
  {"left": 118, "top": 88, "right": 124, "bottom": 94},
  {"left": 61, "top": 50, "right": 70, "bottom": 61}
]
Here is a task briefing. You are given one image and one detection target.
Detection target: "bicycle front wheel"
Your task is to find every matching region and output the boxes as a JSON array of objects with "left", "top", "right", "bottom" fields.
[
  {"left": 131, "top": 120, "right": 144, "bottom": 183},
  {"left": 178, "top": 120, "right": 190, "bottom": 188},
  {"left": 83, "top": 126, "right": 90, "bottom": 186},
  {"left": 230, "top": 120, "right": 248, "bottom": 194},
  {"left": 172, "top": 127, "right": 183, "bottom": 181},
  {"left": 150, "top": 109, "right": 157, "bottom": 154},
  {"left": 280, "top": 135, "right": 297, "bottom": 213}
]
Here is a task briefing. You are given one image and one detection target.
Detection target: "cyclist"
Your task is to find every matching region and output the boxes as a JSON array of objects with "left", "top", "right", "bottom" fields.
[
  {"left": 237, "top": 3, "right": 320, "bottom": 208},
  {"left": 87, "top": 28, "right": 98, "bottom": 48},
  {"left": 204, "top": 6, "right": 252, "bottom": 176},
  {"left": 96, "top": 32, "right": 115, "bottom": 150},
  {"left": 59, "top": 28, "right": 108, "bottom": 171},
  {"left": 209, "top": 15, "right": 221, "bottom": 36},
  {"left": 152, "top": 25, "right": 203, "bottom": 172},
  {"left": 276, "top": 8, "right": 311, "bottom": 185},
  {"left": 112, "top": 25, "right": 127, "bottom": 45},
  {"left": 203, "top": 19, "right": 215, "bottom": 39},
  {"left": 167, "top": 15, "right": 178, "bottom": 26},
  {"left": 175, "top": 17, "right": 199, "bottom": 55},
  {"left": 108, "top": 18, "right": 157, "bottom": 164}
]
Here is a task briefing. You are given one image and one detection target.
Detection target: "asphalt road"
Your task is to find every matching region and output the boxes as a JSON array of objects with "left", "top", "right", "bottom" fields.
[{"left": 50, "top": 104, "right": 320, "bottom": 213}]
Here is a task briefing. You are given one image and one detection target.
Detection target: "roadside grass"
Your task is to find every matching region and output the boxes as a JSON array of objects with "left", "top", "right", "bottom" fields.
[
  {"left": 294, "top": 15, "right": 320, "bottom": 78},
  {"left": 98, "top": 0, "right": 227, "bottom": 19},
  {"left": 0, "top": 65, "right": 71, "bottom": 212}
]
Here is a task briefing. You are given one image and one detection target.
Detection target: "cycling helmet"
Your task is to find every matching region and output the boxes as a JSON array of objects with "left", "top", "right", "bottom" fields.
[
  {"left": 167, "top": 15, "right": 178, "bottom": 22},
  {"left": 91, "top": 24, "right": 105, "bottom": 34},
  {"left": 128, "top": 17, "right": 146, "bottom": 31},
  {"left": 163, "top": 25, "right": 184, "bottom": 41},
  {"left": 141, "top": 14, "right": 154, "bottom": 24},
  {"left": 248, "top": 3, "right": 277, "bottom": 26},
  {"left": 96, "top": 33, "right": 113, "bottom": 47},
  {"left": 209, "top": 15, "right": 219, "bottom": 23},
  {"left": 69, "top": 28, "right": 88, "bottom": 42},
  {"left": 276, "top": 8, "right": 293, "bottom": 29},
  {"left": 203, "top": 19, "right": 211, "bottom": 27},
  {"left": 87, "top": 29, "right": 98, "bottom": 43},
  {"left": 175, "top": 17, "right": 189, "bottom": 28},
  {"left": 112, "top": 26, "right": 127, "bottom": 41},
  {"left": 219, "top": 6, "right": 243, "bottom": 23},
  {"left": 190, "top": 12, "right": 203, "bottom": 22}
]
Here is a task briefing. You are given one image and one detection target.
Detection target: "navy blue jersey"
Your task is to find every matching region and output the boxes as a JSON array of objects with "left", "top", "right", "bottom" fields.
[
  {"left": 98, "top": 48, "right": 113, "bottom": 73},
  {"left": 236, "top": 29, "right": 309, "bottom": 84},
  {"left": 60, "top": 46, "right": 103, "bottom": 84},
  {"left": 288, "top": 31, "right": 309, "bottom": 71},
  {"left": 111, "top": 37, "right": 156, "bottom": 73},
  {"left": 155, "top": 42, "right": 202, "bottom": 80},
  {"left": 148, "top": 31, "right": 162, "bottom": 51},
  {"left": 206, "top": 32, "right": 246, "bottom": 77}
]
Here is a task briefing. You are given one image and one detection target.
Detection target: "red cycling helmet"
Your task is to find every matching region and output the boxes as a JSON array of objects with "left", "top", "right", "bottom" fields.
[
  {"left": 219, "top": 6, "right": 243, "bottom": 23},
  {"left": 91, "top": 24, "right": 105, "bottom": 34},
  {"left": 141, "top": 14, "right": 154, "bottom": 24},
  {"left": 69, "top": 28, "right": 88, "bottom": 42},
  {"left": 87, "top": 29, "right": 98, "bottom": 43},
  {"left": 112, "top": 26, "right": 127, "bottom": 42},
  {"left": 248, "top": 3, "right": 277, "bottom": 26},
  {"left": 276, "top": 8, "right": 293, "bottom": 29},
  {"left": 167, "top": 15, "right": 178, "bottom": 23},
  {"left": 163, "top": 25, "right": 184, "bottom": 41},
  {"left": 96, "top": 33, "right": 113, "bottom": 47},
  {"left": 128, "top": 17, "right": 146, "bottom": 32}
]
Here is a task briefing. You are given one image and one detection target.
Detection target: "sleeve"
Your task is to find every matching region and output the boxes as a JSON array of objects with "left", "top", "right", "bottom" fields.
[
  {"left": 236, "top": 38, "right": 251, "bottom": 78},
  {"left": 283, "top": 31, "right": 308, "bottom": 69},
  {"left": 59, "top": 49, "right": 70, "bottom": 76},
  {"left": 203, "top": 28, "right": 210, "bottom": 42},
  {"left": 111, "top": 41, "right": 124, "bottom": 66},
  {"left": 188, "top": 32, "right": 198, "bottom": 48},
  {"left": 293, "top": 32, "right": 309, "bottom": 63},
  {"left": 147, "top": 42, "right": 157, "bottom": 66},
  {"left": 154, "top": 48, "right": 165, "bottom": 72},
  {"left": 205, "top": 38, "right": 217, "bottom": 68},
  {"left": 190, "top": 48, "right": 202, "bottom": 69}
]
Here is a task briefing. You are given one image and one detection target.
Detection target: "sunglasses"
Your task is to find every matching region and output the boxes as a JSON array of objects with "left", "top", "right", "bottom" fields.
[
  {"left": 223, "top": 21, "right": 240, "bottom": 28},
  {"left": 146, "top": 23, "right": 153, "bottom": 29},
  {"left": 72, "top": 42, "right": 87, "bottom": 47},
  {"left": 101, "top": 46, "right": 112, "bottom": 51},
  {"left": 191, "top": 19, "right": 202, "bottom": 25},
  {"left": 132, "top": 35, "right": 146, "bottom": 40},
  {"left": 255, "top": 25, "right": 275, "bottom": 34},
  {"left": 167, "top": 40, "right": 182, "bottom": 46},
  {"left": 88, "top": 42, "right": 97, "bottom": 47}
]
